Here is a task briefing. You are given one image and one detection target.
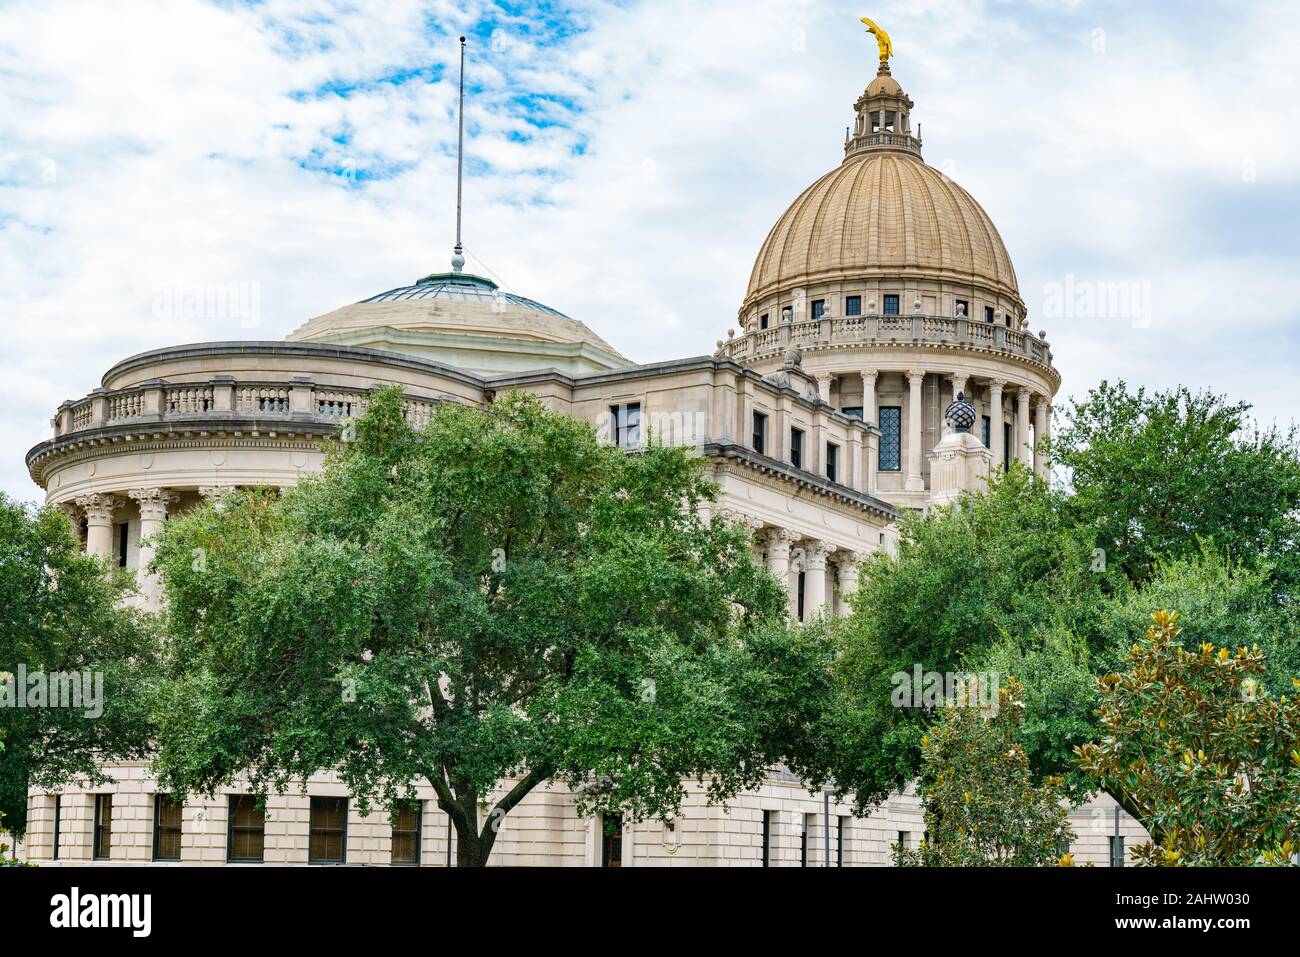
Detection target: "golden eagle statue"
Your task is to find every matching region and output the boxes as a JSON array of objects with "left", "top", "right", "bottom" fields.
[{"left": 860, "top": 16, "right": 894, "bottom": 63}]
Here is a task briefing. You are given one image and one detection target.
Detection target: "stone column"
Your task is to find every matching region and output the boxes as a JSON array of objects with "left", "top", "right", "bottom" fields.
[
  {"left": 75, "top": 494, "right": 120, "bottom": 561},
  {"left": 861, "top": 371, "right": 878, "bottom": 426},
  {"left": 1034, "top": 396, "right": 1051, "bottom": 480},
  {"left": 950, "top": 373, "right": 969, "bottom": 407},
  {"left": 815, "top": 373, "right": 833, "bottom": 405},
  {"left": 763, "top": 528, "right": 797, "bottom": 621},
  {"left": 129, "top": 488, "right": 175, "bottom": 606},
  {"left": 835, "top": 550, "right": 866, "bottom": 617},
  {"left": 988, "top": 380, "right": 1005, "bottom": 469},
  {"left": 1017, "top": 388, "right": 1032, "bottom": 466},
  {"left": 905, "top": 370, "right": 926, "bottom": 492},
  {"left": 802, "top": 540, "right": 832, "bottom": 621}
]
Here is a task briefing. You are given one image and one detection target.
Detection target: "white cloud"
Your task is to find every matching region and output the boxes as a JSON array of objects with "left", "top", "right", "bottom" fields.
[{"left": 2, "top": 0, "right": 1298, "bottom": 502}]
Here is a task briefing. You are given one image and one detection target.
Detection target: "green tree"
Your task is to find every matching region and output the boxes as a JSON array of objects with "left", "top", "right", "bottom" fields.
[
  {"left": 1049, "top": 381, "right": 1300, "bottom": 586},
  {"left": 149, "top": 389, "right": 808, "bottom": 866},
  {"left": 895, "top": 677, "right": 1075, "bottom": 867},
  {"left": 0, "top": 495, "right": 158, "bottom": 838},
  {"left": 826, "top": 467, "right": 1114, "bottom": 811},
  {"left": 1076, "top": 611, "right": 1300, "bottom": 866}
]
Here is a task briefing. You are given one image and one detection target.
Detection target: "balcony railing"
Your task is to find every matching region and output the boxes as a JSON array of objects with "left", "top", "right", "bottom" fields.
[
  {"left": 720, "top": 313, "right": 1055, "bottom": 370},
  {"left": 53, "top": 380, "right": 441, "bottom": 440}
]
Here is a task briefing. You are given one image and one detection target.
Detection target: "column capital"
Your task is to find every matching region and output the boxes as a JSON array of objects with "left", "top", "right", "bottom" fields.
[
  {"left": 987, "top": 378, "right": 1007, "bottom": 392},
  {"left": 837, "top": 549, "right": 867, "bottom": 573},
  {"left": 801, "top": 539, "right": 833, "bottom": 569},
  {"left": 906, "top": 369, "right": 926, "bottom": 385},
  {"left": 74, "top": 493, "right": 121, "bottom": 524},
  {"left": 861, "top": 370, "right": 879, "bottom": 383},
  {"left": 762, "top": 526, "right": 797, "bottom": 550},
  {"left": 198, "top": 486, "right": 233, "bottom": 502},
  {"left": 1017, "top": 386, "right": 1032, "bottom": 401},
  {"left": 129, "top": 487, "right": 177, "bottom": 522},
  {"left": 718, "top": 508, "right": 765, "bottom": 535}
]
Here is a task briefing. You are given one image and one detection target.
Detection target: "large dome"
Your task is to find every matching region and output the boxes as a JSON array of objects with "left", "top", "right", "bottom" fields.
[
  {"left": 744, "top": 152, "right": 1020, "bottom": 312},
  {"left": 741, "top": 60, "right": 1023, "bottom": 322}
]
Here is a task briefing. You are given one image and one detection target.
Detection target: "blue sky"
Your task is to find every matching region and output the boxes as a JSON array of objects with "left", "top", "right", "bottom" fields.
[{"left": 1, "top": 0, "right": 1298, "bottom": 502}]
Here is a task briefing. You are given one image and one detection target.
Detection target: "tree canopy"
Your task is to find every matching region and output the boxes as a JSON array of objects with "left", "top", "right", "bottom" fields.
[
  {"left": 0, "top": 494, "right": 158, "bottom": 837},
  {"left": 149, "top": 388, "right": 811, "bottom": 866}
]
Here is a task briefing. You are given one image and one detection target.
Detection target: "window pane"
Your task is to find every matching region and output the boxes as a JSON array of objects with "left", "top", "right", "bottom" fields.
[
  {"left": 229, "top": 796, "right": 265, "bottom": 862},
  {"left": 883, "top": 295, "right": 900, "bottom": 316},
  {"left": 879, "top": 407, "right": 902, "bottom": 471},
  {"left": 309, "top": 797, "right": 347, "bottom": 864},
  {"left": 845, "top": 296, "right": 861, "bottom": 317}
]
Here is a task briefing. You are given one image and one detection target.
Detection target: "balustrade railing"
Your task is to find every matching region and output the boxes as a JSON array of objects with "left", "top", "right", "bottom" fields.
[
  {"left": 721, "top": 313, "right": 1053, "bottom": 369},
  {"left": 54, "top": 380, "right": 445, "bottom": 439}
]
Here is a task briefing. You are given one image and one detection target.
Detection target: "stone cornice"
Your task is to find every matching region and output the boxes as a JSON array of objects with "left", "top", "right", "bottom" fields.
[{"left": 703, "top": 441, "right": 897, "bottom": 521}]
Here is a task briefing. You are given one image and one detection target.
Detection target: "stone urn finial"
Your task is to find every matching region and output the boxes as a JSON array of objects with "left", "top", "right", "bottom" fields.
[{"left": 944, "top": 390, "right": 977, "bottom": 434}]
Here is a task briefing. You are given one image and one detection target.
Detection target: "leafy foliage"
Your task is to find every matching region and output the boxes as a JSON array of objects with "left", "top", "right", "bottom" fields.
[
  {"left": 895, "top": 677, "right": 1075, "bottom": 867},
  {"left": 150, "top": 389, "right": 802, "bottom": 866},
  {"left": 1076, "top": 611, "right": 1300, "bottom": 866},
  {"left": 1049, "top": 381, "right": 1300, "bottom": 586},
  {"left": 0, "top": 494, "right": 158, "bottom": 838},
  {"left": 824, "top": 467, "right": 1115, "bottom": 810}
]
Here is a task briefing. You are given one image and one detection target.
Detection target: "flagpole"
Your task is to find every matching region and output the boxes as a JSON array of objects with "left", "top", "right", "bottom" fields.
[{"left": 453, "top": 35, "right": 467, "bottom": 272}]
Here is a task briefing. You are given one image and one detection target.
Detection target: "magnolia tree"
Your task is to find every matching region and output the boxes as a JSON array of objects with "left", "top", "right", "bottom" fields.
[
  {"left": 1076, "top": 611, "right": 1300, "bottom": 866},
  {"left": 149, "top": 389, "right": 821, "bottom": 866},
  {"left": 894, "top": 677, "right": 1075, "bottom": 867}
]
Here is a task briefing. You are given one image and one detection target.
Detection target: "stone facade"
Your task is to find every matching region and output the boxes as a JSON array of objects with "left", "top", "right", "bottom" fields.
[{"left": 16, "top": 50, "right": 1146, "bottom": 866}]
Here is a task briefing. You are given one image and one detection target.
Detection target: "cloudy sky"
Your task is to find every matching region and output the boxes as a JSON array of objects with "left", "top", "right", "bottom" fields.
[{"left": 2, "top": 0, "right": 1298, "bottom": 503}]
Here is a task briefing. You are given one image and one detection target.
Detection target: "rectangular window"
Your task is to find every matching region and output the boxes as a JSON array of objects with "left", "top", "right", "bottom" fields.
[
  {"left": 883, "top": 294, "right": 900, "bottom": 316},
  {"left": 153, "top": 795, "right": 183, "bottom": 862},
  {"left": 845, "top": 295, "right": 862, "bottom": 317},
  {"left": 309, "top": 797, "right": 348, "bottom": 864},
  {"left": 797, "top": 571, "right": 805, "bottom": 622},
  {"left": 761, "top": 811, "right": 772, "bottom": 867},
  {"left": 391, "top": 802, "right": 421, "bottom": 866},
  {"left": 879, "top": 406, "right": 902, "bottom": 471},
  {"left": 760, "top": 313, "right": 769, "bottom": 330},
  {"left": 93, "top": 794, "right": 112, "bottom": 860},
  {"left": 981, "top": 415, "right": 991, "bottom": 448},
  {"left": 955, "top": 298, "right": 969, "bottom": 318},
  {"left": 800, "top": 818, "right": 809, "bottom": 867},
  {"left": 752, "top": 412, "right": 767, "bottom": 455},
  {"left": 1003, "top": 422, "right": 1013, "bottom": 469},
  {"left": 52, "top": 795, "right": 61, "bottom": 861},
  {"left": 790, "top": 428, "right": 804, "bottom": 469},
  {"left": 116, "top": 523, "right": 128, "bottom": 569},
  {"left": 811, "top": 299, "right": 826, "bottom": 320},
  {"left": 984, "top": 305, "right": 995, "bottom": 323},
  {"left": 609, "top": 402, "right": 641, "bottom": 449},
  {"left": 227, "top": 795, "right": 265, "bottom": 863},
  {"left": 601, "top": 814, "right": 623, "bottom": 868},
  {"left": 826, "top": 442, "right": 839, "bottom": 482},
  {"left": 1110, "top": 835, "right": 1125, "bottom": 868},
  {"left": 897, "top": 830, "right": 909, "bottom": 861},
  {"left": 841, "top": 406, "right": 863, "bottom": 420},
  {"left": 837, "top": 816, "right": 847, "bottom": 867}
]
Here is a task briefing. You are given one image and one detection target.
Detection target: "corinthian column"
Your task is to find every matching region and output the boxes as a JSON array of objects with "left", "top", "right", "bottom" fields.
[
  {"left": 835, "top": 550, "right": 866, "bottom": 617},
  {"left": 1034, "top": 396, "right": 1051, "bottom": 480},
  {"left": 763, "top": 528, "right": 798, "bottom": 621},
  {"left": 815, "top": 373, "right": 833, "bottom": 405},
  {"left": 1017, "top": 388, "right": 1032, "bottom": 466},
  {"left": 129, "top": 488, "right": 176, "bottom": 606},
  {"left": 801, "top": 540, "right": 832, "bottom": 622},
  {"left": 988, "top": 380, "right": 1006, "bottom": 469},
  {"left": 75, "top": 494, "right": 121, "bottom": 561},
  {"left": 861, "top": 371, "right": 878, "bottom": 426},
  {"left": 905, "top": 370, "right": 926, "bottom": 492}
]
